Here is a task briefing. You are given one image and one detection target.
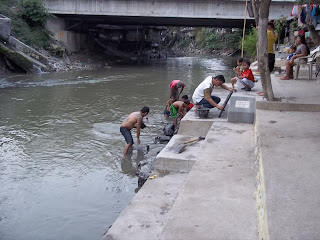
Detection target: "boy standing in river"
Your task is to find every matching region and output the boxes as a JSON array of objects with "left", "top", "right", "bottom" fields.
[
  {"left": 170, "top": 100, "right": 189, "bottom": 128},
  {"left": 120, "top": 106, "right": 149, "bottom": 156}
]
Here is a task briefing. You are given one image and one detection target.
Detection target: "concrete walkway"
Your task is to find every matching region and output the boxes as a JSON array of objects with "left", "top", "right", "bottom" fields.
[{"left": 103, "top": 69, "right": 320, "bottom": 240}]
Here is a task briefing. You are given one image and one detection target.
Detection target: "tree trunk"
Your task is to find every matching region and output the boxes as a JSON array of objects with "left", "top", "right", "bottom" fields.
[
  {"left": 307, "top": 25, "right": 320, "bottom": 46},
  {"left": 258, "top": 0, "right": 274, "bottom": 101}
]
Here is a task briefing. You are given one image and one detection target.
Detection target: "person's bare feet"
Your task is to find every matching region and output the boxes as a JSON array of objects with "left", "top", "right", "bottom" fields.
[
  {"left": 280, "top": 76, "right": 290, "bottom": 80},
  {"left": 257, "top": 92, "right": 264, "bottom": 96}
]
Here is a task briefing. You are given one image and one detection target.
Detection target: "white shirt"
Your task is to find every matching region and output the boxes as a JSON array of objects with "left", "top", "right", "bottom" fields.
[{"left": 192, "top": 76, "right": 214, "bottom": 104}]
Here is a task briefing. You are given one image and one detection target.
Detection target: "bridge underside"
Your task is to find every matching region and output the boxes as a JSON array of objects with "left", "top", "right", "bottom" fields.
[{"left": 56, "top": 14, "right": 255, "bottom": 30}]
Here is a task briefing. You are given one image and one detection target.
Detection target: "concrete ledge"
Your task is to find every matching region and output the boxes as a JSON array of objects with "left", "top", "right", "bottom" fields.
[
  {"left": 256, "top": 101, "right": 320, "bottom": 112},
  {"left": 8, "top": 36, "right": 48, "bottom": 65},
  {"left": 103, "top": 171, "right": 189, "bottom": 240},
  {"left": 0, "top": 14, "right": 11, "bottom": 41},
  {"left": 155, "top": 135, "right": 201, "bottom": 172}
]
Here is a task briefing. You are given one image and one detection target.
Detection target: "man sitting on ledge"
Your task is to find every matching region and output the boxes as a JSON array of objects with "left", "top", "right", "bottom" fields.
[{"left": 192, "top": 75, "right": 236, "bottom": 110}]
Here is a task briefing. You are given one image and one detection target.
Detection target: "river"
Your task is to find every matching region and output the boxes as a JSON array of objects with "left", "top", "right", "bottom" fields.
[{"left": 0, "top": 56, "right": 235, "bottom": 240}]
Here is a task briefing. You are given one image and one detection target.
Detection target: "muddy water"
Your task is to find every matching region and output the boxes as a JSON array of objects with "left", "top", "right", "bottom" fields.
[{"left": 0, "top": 56, "right": 235, "bottom": 240}]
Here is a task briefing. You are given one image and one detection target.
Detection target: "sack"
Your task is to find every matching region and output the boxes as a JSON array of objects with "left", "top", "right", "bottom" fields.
[{"left": 163, "top": 123, "right": 175, "bottom": 136}]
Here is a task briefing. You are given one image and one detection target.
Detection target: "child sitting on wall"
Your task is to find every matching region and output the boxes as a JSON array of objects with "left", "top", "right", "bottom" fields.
[{"left": 231, "top": 59, "right": 255, "bottom": 91}]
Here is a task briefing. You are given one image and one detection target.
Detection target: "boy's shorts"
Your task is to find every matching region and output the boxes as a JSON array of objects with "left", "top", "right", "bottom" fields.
[
  {"left": 164, "top": 109, "right": 170, "bottom": 118},
  {"left": 120, "top": 127, "right": 133, "bottom": 144},
  {"left": 238, "top": 78, "right": 255, "bottom": 89},
  {"left": 170, "top": 105, "right": 178, "bottom": 119}
]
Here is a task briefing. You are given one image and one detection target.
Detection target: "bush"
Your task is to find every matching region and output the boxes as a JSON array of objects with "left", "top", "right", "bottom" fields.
[
  {"left": 11, "top": 18, "right": 52, "bottom": 49},
  {"left": 223, "top": 30, "right": 242, "bottom": 49},
  {"left": 242, "top": 27, "right": 258, "bottom": 59},
  {"left": 195, "top": 28, "right": 220, "bottom": 50},
  {"left": 17, "top": 0, "right": 51, "bottom": 27}
]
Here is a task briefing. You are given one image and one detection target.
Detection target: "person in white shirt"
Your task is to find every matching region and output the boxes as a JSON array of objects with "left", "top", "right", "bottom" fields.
[{"left": 192, "top": 75, "right": 236, "bottom": 110}]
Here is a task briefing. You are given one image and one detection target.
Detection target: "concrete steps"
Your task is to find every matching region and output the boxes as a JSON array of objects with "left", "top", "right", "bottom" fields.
[
  {"left": 103, "top": 119, "right": 258, "bottom": 240},
  {"left": 102, "top": 171, "right": 189, "bottom": 240},
  {"left": 157, "top": 121, "right": 258, "bottom": 240}
]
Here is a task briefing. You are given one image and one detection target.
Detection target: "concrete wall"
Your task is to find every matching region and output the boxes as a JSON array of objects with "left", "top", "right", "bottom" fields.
[
  {"left": 43, "top": 0, "right": 293, "bottom": 21},
  {"left": 8, "top": 36, "right": 48, "bottom": 64},
  {"left": 46, "top": 17, "right": 86, "bottom": 54},
  {"left": 0, "top": 14, "right": 11, "bottom": 41}
]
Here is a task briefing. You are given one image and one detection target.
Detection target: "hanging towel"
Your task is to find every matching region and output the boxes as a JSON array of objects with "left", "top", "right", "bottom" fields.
[
  {"left": 305, "top": 4, "right": 312, "bottom": 24},
  {"left": 300, "top": 6, "right": 307, "bottom": 24},
  {"left": 291, "top": 5, "right": 301, "bottom": 16},
  {"left": 312, "top": 5, "right": 320, "bottom": 26}
]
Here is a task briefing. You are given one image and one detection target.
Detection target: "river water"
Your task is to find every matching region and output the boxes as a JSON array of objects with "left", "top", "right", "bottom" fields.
[{"left": 0, "top": 56, "right": 234, "bottom": 240}]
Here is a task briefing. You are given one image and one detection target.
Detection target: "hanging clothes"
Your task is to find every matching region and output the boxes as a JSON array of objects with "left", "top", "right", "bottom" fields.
[
  {"left": 291, "top": 5, "right": 301, "bottom": 16},
  {"left": 300, "top": 6, "right": 307, "bottom": 24},
  {"left": 305, "top": 4, "right": 312, "bottom": 25}
]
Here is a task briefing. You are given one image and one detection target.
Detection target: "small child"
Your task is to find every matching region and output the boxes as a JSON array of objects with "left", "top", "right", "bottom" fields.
[
  {"left": 170, "top": 100, "right": 190, "bottom": 128},
  {"left": 233, "top": 57, "right": 243, "bottom": 76},
  {"left": 231, "top": 57, "right": 243, "bottom": 87},
  {"left": 283, "top": 45, "right": 296, "bottom": 76},
  {"left": 286, "top": 45, "right": 297, "bottom": 61},
  {"left": 164, "top": 95, "right": 175, "bottom": 118},
  {"left": 181, "top": 95, "right": 194, "bottom": 112},
  {"left": 232, "top": 59, "right": 255, "bottom": 91}
]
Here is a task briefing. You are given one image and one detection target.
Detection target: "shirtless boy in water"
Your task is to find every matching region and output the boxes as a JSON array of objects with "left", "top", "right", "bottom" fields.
[
  {"left": 170, "top": 100, "right": 189, "bottom": 128},
  {"left": 120, "top": 106, "right": 149, "bottom": 155}
]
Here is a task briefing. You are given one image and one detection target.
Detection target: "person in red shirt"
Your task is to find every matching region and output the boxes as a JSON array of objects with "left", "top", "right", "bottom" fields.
[
  {"left": 181, "top": 95, "right": 194, "bottom": 111},
  {"left": 231, "top": 59, "right": 255, "bottom": 91},
  {"left": 169, "top": 80, "right": 185, "bottom": 100}
]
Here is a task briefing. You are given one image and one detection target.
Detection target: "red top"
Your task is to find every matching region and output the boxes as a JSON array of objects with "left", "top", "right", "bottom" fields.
[
  {"left": 169, "top": 80, "right": 185, "bottom": 89},
  {"left": 187, "top": 102, "right": 194, "bottom": 111},
  {"left": 240, "top": 69, "right": 254, "bottom": 82}
]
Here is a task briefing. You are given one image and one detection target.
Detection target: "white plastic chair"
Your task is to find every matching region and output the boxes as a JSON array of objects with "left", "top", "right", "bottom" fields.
[{"left": 295, "top": 46, "right": 320, "bottom": 80}]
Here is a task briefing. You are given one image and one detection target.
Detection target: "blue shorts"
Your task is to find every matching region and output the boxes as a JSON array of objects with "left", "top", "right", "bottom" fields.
[{"left": 120, "top": 127, "right": 133, "bottom": 144}]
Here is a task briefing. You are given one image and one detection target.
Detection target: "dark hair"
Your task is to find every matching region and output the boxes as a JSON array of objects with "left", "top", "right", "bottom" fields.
[
  {"left": 290, "top": 45, "right": 297, "bottom": 51},
  {"left": 184, "top": 100, "right": 190, "bottom": 105},
  {"left": 237, "top": 57, "right": 243, "bottom": 62},
  {"left": 297, "top": 35, "right": 310, "bottom": 54},
  {"left": 181, "top": 95, "right": 188, "bottom": 100},
  {"left": 140, "top": 106, "right": 150, "bottom": 114},
  {"left": 268, "top": 22, "right": 275, "bottom": 29},
  {"left": 214, "top": 75, "right": 225, "bottom": 83},
  {"left": 243, "top": 59, "right": 251, "bottom": 66}
]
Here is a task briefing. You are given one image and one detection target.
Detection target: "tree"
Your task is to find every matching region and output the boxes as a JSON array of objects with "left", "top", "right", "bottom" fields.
[
  {"left": 251, "top": 0, "right": 275, "bottom": 101},
  {"left": 17, "top": 0, "right": 51, "bottom": 27}
]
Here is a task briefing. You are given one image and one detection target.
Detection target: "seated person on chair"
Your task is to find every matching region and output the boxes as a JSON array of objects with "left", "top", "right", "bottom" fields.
[
  {"left": 192, "top": 75, "right": 236, "bottom": 110},
  {"left": 280, "top": 35, "right": 309, "bottom": 80}
]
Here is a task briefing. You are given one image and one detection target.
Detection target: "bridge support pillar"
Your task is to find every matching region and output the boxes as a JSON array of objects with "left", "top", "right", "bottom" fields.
[{"left": 46, "top": 17, "right": 87, "bottom": 54}]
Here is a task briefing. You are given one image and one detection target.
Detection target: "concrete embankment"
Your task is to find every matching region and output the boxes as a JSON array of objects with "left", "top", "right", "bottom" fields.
[
  {"left": 103, "top": 69, "right": 320, "bottom": 239},
  {"left": 103, "top": 88, "right": 259, "bottom": 240}
]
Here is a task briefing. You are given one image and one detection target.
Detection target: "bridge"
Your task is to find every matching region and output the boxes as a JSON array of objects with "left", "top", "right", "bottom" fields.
[{"left": 43, "top": 0, "right": 294, "bottom": 28}]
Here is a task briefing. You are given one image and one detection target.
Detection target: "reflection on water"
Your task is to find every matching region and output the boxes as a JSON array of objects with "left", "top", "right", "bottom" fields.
[{"left": 0, "top": 56, "right": 235, "bottom": 240}]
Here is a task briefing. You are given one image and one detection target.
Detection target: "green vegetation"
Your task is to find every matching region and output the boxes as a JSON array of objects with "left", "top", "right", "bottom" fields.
[
  {"left": 17, "top": 0, "right": 51, "bottom": 27},
  {"left": 194, "top": 28, "right": 243, "bottom": 51},
  {"left": 242, "top": 27, "right": 258, "bottom": 59},
  {"left": 195, "top": 28, "right": 221, "bottom": 50},
  {"left": 275, "top": 17, "right": 287, "bottom": 34},
  {"left": 0, "top": 0, "right": 52, "bottom": 49}
]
